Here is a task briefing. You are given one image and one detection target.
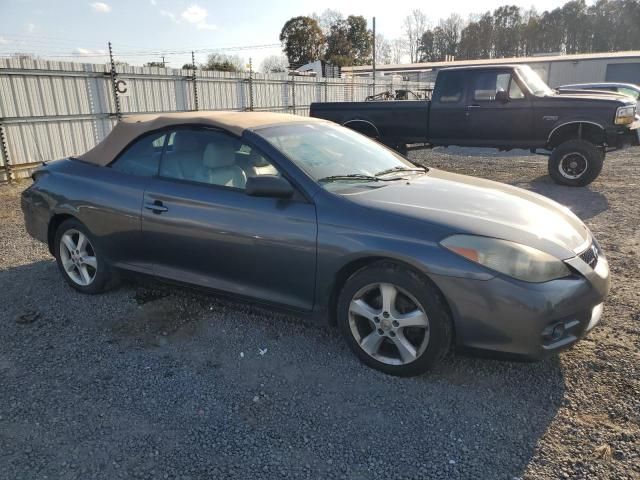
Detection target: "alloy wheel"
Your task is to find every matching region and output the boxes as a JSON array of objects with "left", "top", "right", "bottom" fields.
[
  {"left": 559, "top": 152, "right": 588, "bottom": 179},
  {"left": 59, "top": 229, "right": 98, "bottom": 286},
  {"left": 348, "top": 283, "right": 430, "bottom": 366}
]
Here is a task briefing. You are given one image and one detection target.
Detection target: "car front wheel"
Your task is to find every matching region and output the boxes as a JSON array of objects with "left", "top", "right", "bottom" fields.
[
  {"left": 337, "top": 262, "right": 452, "bottom": 376},
  {"left": 54, "top": 218, "right": 116, "bottom": 294}
]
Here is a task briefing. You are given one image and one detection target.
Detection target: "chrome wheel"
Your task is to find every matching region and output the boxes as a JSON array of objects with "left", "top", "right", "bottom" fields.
[
  {"left": 559, "top": 152, "right": 588, "bottom": 179},
  {"left": 59, "top": 229, "right": 97, "bottom": 286},
  {"left": 348, "top": 283, "right": 430, "bottom": 366}
]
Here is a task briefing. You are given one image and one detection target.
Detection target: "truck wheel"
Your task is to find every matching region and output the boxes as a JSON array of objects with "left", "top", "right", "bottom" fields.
[{"left": 548, "top": 140, "right": 604, "bottom": 187}]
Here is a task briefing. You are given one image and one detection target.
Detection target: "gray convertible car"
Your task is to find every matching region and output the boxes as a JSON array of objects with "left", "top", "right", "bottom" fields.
[{"left": 22, "top": 111, "right": 610, "bottom": 376}]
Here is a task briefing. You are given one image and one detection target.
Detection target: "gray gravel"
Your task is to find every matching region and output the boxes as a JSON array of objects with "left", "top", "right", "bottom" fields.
[{"left": 1, "top": 147, "right": 639, "bottom": 480}]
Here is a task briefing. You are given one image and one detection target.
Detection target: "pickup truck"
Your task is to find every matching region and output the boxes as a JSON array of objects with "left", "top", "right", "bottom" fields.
[{"left": 310, "top": 65, "right": 640, "bottom": 186}]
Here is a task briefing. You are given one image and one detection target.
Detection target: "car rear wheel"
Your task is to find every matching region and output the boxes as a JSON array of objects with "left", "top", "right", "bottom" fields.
[
  {"left": 54, "top": 219, "right": 117, "bottom": 294},
  {"left": 548, "top": 139, "right": 604, "bottom": 187},
  {"left": 337, "top": 262, "right": 452, "bottom": 376}
]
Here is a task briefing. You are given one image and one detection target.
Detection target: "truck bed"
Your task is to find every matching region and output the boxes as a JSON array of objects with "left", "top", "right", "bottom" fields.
[{"left": 310, "top": 101, "right": 430, "bottom": 146}]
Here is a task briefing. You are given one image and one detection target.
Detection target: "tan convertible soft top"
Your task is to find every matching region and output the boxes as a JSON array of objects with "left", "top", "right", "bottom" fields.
[{"left": 78, "top": 111, "right": 325, "bottom": 166}]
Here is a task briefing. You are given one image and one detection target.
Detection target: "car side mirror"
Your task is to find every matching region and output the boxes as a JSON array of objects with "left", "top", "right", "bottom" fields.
[
  {"left": 245, "top": 175, "right": 294, "bottom": 198},
  {"left": 495, "top": 90, "right": 509, "bottom": 103}
]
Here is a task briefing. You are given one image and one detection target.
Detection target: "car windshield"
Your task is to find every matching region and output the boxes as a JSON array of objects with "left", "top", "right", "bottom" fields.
[
  {"left": 517, "top": 66, "right": 554, "bottom": 96},
  {"left": 257, "top": 123, "right": 424, "bottom": 190}
]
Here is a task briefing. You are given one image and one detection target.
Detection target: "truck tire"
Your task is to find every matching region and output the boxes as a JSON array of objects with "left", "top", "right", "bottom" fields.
[{"left": 548, "top": 140, "right": 604, "bottom": 187}]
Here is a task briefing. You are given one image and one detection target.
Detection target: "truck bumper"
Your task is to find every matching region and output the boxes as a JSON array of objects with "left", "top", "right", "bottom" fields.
[{"left": 606, "top": 119, "right": 640, "bottom": 148}]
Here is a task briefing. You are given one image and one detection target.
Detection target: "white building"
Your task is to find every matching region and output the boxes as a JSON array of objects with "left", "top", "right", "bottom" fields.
[{"left": 342, "top": 51, "right": 640, "bottom": 87}]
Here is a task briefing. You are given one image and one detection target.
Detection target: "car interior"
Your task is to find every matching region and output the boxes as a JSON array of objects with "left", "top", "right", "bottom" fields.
[{"left": 112, "top": 128, "right": 278, "bottom": 189}]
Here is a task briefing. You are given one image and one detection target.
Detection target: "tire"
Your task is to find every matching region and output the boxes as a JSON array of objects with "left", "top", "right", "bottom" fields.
[
  {"left": 53, "top": 218, "right": 117, "bottom": 294},
  {"left": 548, "top": 139, "right": 604, "bottom": 187},
  {"left": 336, "top": 261, "right": 452, "bottom": 377}
]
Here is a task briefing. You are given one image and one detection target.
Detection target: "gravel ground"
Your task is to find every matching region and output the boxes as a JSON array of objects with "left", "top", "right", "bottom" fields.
[{"left": 1, "top": 148, "right": 638, "bottom": 480}]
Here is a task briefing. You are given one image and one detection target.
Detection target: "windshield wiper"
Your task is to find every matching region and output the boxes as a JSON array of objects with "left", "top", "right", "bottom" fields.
[
  {"left": 374, "top": 166, "right": 427, "bottom": 177},
  {"left": 318, "top": 173, "right": 410, "bottom": 184}
]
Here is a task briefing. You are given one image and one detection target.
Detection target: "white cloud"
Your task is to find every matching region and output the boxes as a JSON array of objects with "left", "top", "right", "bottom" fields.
[
  {"left": 180, "top": 5, "right": 217, "bottom": 30},
  {"left": 74, "top": 47, "right": 107, "bottom": 56},
  {"left": 25, "top": 23, "right": 35, "bottom": 33},
  {"left": 181, "top": 5, "right": 208, "bottom": 24},
  {"left": 160, "top": 10, "right": 178, "bottom": 23},
  {"left": 0, "top": 36, "right": 9, "bottom": 45},
  {"left": 90, "top": 2, "right": 111, "bottom": 13}
]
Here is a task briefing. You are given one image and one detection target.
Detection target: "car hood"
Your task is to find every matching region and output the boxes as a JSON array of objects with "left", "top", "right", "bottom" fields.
[{"left": 345, "top": 169, "right": 590, "bottom": 259}]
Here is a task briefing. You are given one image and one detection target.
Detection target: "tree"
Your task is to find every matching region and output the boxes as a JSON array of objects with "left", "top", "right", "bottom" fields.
[
  {"left": 346, "top": 15, "right": 372, "bottom": 65},
  {"left": 375, "top": 34, "right": 392, "bottom": 64},
  {"left": 492, "top": 5, "right": 522, "bottom": 57},
  {"left": 181, "top": 63, "right": 197, "bottom": 70},
  {"left": 145, "top": 61, "right": 165, "bottom": 68},
  {"left": 260, "top": 55, "right": 289, "bottom": 73},
  {"left": 312, "top": 9, "right": 344, "bottom": 36},
  {"left": 279, "top": 16, "right": 325, "bottom": 68},
  {"left": 324, "top": 15, "right": 372, "bottom": 67},
  {"left": 418, "top": 30, "right": 436, "bottom": 62},
  {"left": 390, "top": 38, "right": 407, "bottom": 64},
  {"left": 438, "top": 14, "right": 465, "bottom": 59},
  {"left": 202, "top": 53, "right": 244, "bottom": 72},
  {"left": 403, "top": 9, "right": 428, "bottom": 63}
]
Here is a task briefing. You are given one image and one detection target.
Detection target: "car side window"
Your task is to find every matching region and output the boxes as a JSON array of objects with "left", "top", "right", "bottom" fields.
[
  {"left": 110, "top": 131, "right": 166, "bottom": 176},
  {"left": 158, "top": 128, "right": 279, "bottom": 190}
]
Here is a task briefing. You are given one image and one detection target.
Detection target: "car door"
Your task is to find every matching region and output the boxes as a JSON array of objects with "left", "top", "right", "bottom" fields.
[
  {"left": 466, "top": 70, "right": 534, "bottom": 146},
  {"left": 141, "top": 126, "right": 318, "bottom": 311},
  {"left": 91, "top": 129, "right": 167, "bottom": 271}
]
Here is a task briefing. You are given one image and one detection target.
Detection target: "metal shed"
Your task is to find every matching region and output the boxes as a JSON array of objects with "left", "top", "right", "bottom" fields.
[{"left": 343, "top": 51, "right": 640, "bottom": 88}]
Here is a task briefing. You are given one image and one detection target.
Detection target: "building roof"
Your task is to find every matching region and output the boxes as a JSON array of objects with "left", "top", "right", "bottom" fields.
[
  {"left": 344, "top": 50, "right": 640, "bottom": 73},
  {"left": 78, "top": 111, "right": 324, "bottom": 166}
]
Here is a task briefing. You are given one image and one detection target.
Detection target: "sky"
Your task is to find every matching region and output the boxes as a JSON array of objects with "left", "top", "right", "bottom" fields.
[{"left": 0, "top": 0, "right": 575, "bottom": 69}]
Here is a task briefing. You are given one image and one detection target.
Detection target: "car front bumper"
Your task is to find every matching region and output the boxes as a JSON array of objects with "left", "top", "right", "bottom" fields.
[{"left": 430, "top": 250, "right": 610, "bottom": 359}]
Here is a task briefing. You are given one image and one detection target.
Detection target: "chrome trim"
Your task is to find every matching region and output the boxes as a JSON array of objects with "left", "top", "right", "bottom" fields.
[{"left": 546, "top": 121, "right": 605, "bottom": 145}]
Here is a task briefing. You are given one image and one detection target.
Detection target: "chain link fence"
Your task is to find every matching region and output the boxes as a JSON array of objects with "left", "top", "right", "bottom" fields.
[{"left": 0, "top": 57, "right": 430, "bottom": 182}]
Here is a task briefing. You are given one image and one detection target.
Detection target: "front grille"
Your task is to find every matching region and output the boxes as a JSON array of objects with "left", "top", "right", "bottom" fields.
[{"left": 579, "top": 243, "right": 598, "bottom": 268}]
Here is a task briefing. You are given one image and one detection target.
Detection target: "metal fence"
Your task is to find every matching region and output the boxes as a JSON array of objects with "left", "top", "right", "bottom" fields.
[{"left": 0, "top": 57, "right": 430, "bottom": 182}]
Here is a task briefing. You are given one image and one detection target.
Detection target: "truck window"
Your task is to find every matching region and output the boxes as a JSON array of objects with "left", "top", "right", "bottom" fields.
[
  {"left": 438, "top": 74, "right": 464, "bottom": 103},
  {"left": 473, "top": 72, "right": 524, "bottom": 101}
]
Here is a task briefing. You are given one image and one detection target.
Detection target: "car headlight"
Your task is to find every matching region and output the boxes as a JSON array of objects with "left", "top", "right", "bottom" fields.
[
  {"left": 441, "top": 235, "right": 571, "bottom": 282},
  {"left": 615, "top": 105, "right": 636, "bottom": 124}
]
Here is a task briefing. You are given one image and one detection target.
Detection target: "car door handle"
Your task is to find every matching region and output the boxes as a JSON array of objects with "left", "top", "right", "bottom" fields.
[{"left": 144, "top": 201, "right": 168, "bottom": 213}]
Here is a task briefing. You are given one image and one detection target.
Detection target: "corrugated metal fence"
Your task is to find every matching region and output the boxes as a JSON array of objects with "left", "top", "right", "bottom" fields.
[{"left": 0, "top": 58, "right": 430, "bottom": 182}]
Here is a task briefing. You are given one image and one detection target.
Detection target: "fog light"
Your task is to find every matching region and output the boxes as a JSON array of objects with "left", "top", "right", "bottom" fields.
[{"left": 550, "top": 323, "right": 566, "bottom": 341}]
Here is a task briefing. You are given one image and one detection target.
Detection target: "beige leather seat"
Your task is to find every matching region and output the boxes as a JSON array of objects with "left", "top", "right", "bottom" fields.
[
  {"left": 160, "top": 131, "right": 203, "bottom": 179},
  {"left": 246, "top": 150, "right": 277, "bottom": 177},
  {"left": 197, "top": 142, "right": 246, "bottom": 188}
]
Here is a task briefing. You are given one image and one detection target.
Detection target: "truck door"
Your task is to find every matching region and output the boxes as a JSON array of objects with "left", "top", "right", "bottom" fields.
[
  {"left": 428, "top": 71, "right": 470, "bottom": 144},
  {"left": 466, "top": 70, "right": 533, "bottom": 147}
]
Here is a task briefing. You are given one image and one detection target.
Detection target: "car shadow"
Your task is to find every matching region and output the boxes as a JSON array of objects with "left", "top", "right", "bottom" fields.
[
  {"left": 1, "top": 260, "right": 566, "bottom": 479},
  {"left": 513, "top": 174, "right": 610, "bottom": 220}
]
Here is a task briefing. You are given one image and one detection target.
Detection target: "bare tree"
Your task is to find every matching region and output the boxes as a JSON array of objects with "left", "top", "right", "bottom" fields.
[
  {"left": 260, "top": 55, "right": 289, "bottom": 73},
  {"left": 375, "top": 34, "right": 392, "bottom": 64},
  {"left": 390, "top": 38, "right": 407, "bottom": 64},
  {"left": 312, "top": 9, "right": 345, "bottom": 36},
  {"left": 403, "top": 9, "right": 428, "bottom": 62}
]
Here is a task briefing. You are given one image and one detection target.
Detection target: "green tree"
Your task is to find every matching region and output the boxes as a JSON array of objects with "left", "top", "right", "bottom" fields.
[
  {"left": 202, "top": 53, "right": 243, "bottom": 72},
  {"left": 346, "top": 15, "right": 372, "bottom": 65},
  {"left": 493, "top": 5, "right": 522, "bottom": 57},
  {"left": 279, "top": 16, "right": 325, "bottom": 67}
]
